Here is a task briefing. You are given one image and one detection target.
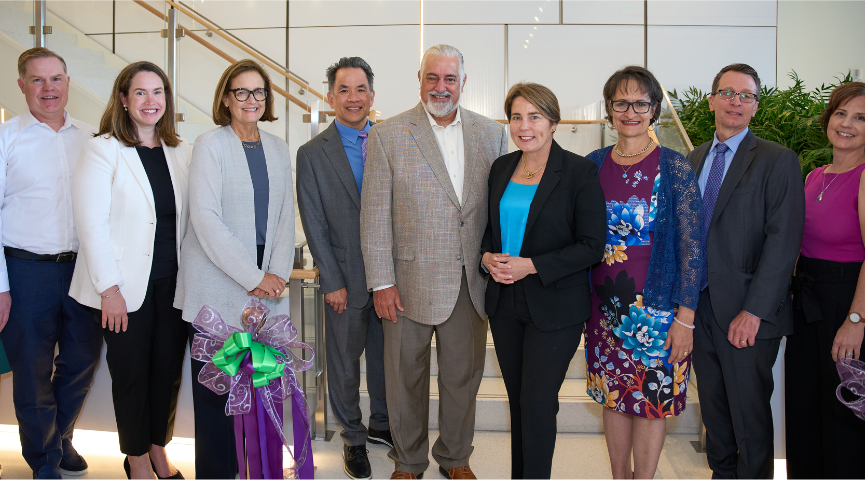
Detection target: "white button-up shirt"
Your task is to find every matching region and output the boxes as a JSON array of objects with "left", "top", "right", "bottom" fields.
[
  {"left": 424, "top": 105, "right": 465, "bottom": 204},
  {"left": 0, "top": 110, "right": 96, "bottom": 291}
]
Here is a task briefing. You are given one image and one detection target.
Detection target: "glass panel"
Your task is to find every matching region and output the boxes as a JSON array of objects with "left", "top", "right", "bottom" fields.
[{"left": 654, "top": 84, "right": 694, "bottom": 156}]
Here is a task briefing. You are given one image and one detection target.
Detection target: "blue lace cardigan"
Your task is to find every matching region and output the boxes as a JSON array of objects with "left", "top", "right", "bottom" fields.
[{"left": 587, "top": 145, "right": 703, "bottom": 311}]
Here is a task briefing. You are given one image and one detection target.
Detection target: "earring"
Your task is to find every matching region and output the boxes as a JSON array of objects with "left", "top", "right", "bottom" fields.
[{"left": 123, "top": 105, "right": 127, "bottom": 111}]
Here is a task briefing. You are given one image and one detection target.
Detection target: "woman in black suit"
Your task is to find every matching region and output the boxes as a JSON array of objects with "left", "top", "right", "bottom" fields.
[{"left": 481, "top": 82, "right": 606, "bottom": 479}]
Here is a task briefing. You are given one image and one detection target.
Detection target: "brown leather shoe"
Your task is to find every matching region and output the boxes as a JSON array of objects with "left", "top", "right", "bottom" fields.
[
  {"left": 390, "top": 471, "right": 424, "bottom": 479},
  {"left": 438, "top": 466, "right": 476, "bottom": 479}
]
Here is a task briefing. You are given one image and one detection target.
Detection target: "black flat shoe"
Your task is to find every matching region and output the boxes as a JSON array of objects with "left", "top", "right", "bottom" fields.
[
  {"left": 149, "top": 458, "right": 184, "bottom": 479},
  {"left": 123, "top": 457, "right": 131, "bottom": 479}
]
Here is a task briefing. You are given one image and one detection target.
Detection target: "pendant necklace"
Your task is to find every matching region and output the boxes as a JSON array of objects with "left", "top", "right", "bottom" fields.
[
  {"left": 818, "top": 157, "right": 865, "bottom": 201},
  {"left": 615, "top": 140, "right": 654, "bottom": 180},
  {"left": 523, "top": 157, "right": 547, "bottom": 179}
]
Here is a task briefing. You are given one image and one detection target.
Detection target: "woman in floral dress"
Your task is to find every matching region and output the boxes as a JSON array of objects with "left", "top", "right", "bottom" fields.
[{"left": 585, "top": 66, "right": 702, "bottom": 479}]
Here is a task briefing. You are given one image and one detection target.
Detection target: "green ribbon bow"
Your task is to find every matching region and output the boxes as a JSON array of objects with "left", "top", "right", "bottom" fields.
[{"left": 213, "top": 332, "right": 286, "bottom": 388}]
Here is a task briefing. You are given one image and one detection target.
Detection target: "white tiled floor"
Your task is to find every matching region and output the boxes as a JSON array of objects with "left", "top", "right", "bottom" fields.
[{"left": 0, "top": 425, "right": 712, "bottom": 479}]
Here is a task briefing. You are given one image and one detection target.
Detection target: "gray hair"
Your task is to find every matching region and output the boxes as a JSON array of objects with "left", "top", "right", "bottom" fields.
[
  {"left": 420, "top": 44, "right": 465, "bottom": 83},
  {"left": 326, "top": 56, "right": 375, "bottom": 93}
]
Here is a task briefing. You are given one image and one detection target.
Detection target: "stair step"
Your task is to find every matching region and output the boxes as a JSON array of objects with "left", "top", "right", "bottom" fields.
[
  {"left": 361, "top": 330, "right": 588, "bottom": 379},
  {"left": 325, "top": 374, "right": 699, "bottom": 434}
]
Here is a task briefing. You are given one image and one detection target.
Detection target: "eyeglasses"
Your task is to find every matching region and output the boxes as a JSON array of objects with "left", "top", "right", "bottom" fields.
[
  {"left": 230, "top": 88, "right": 268, "bottom": 102},
  {"left": 611, "top": 100, "right": 655, "bottom": 114},
  {"left": 715, "top": 90, "right": 759, "bottom": 103}
]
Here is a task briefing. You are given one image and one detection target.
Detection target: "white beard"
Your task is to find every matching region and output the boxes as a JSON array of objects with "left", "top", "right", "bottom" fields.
[{"left": 423, "top": 91, "right": 459, "bottom": 118}]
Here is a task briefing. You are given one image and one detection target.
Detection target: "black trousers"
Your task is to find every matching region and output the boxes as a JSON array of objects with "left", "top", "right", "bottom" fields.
[
  {"left": 489, "top": 282, "right": 582, "bottom": 479},
  {"left": 693, "top": 288, "right": 781, "bottom": 479},
  {"left": 102, "top": 274, "right": 187, "bottom": 456},
  {"left": 189, "top": 321, "right": 239, "bottom": 479},
  {"left": 786, "top": 255, "right": 865, "bottom": 478}
]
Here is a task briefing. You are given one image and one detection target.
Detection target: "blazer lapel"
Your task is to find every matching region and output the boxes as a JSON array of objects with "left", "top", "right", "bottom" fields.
[
  {"left": 121, "top": 145, "right": 155, "bottom": 210},
  {"left": 490, "top": 151, "right": 521, "bottom": 250},
  {"left": 461, "top": 109, "right": 486, "bottom": 208},
  {"left": 710, "top": 131, "right": 756, "bottom": 227},
  {"left": 321, "top": 122, "right": 362, "bottom": 209},
  {"left": 407, "top": 103, "right": 461, "bottom": 209},
  {"left": 523, "top": 141, "right": 563, "bottom": 237},
  {"left": 692, "top": 142, "right": 710, "bottom": 177}
]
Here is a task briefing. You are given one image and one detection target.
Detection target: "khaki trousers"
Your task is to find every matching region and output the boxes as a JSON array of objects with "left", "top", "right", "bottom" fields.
[{"left": 382, "top": 271, "right": 487, "bottom": 475}]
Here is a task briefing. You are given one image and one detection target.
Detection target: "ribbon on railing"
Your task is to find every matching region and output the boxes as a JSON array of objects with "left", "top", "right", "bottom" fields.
[{"left": 190, "top": 300, "right": 315, "bottom": 479}]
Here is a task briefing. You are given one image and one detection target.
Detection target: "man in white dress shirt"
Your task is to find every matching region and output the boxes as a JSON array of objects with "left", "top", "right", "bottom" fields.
[{"left": 0, "top": 48, "right": 102, "bottom": 480}]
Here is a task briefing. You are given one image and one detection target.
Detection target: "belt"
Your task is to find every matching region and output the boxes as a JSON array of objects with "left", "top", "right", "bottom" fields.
[{"left": 4, "top": 247, "right": 77, "bottom": 262}]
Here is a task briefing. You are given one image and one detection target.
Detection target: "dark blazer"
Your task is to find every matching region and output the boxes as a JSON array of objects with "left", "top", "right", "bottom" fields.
[
  {"left": 296, "top": 121, "right": 371, "bottom": 308},
  {"left": 481, "top": 140, "right": 606, "bottom": 331},
  {"left": 687, "top": 130, "right": 805, "bottom": 339}
]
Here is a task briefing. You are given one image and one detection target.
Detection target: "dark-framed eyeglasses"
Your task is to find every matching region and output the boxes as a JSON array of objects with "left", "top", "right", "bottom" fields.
[
  {"left": 230, "top": 87, "right": 268, "bottom": 102},
  {"left": 715, "top": 90, "right": 759, "bottom": 103},
  {"left": 611, "top": 100, "right": 655, "bottom": 114}
]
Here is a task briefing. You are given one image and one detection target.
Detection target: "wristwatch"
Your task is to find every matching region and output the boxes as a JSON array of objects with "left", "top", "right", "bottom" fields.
[{"left": 849, "top": 312, "right": 861, "bottom": 324}]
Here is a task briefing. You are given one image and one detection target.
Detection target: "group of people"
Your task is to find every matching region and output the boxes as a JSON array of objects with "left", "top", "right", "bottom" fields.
[{"left": 0, "top": 41, "right": 862, "bottom": 480}]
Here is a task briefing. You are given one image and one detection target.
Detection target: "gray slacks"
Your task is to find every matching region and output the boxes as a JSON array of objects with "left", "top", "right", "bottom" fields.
[
  {"left": 382, "top": 271, "right": 487, "bottom": 475},
  {"left": 693, "top": 288, "right": 781, "bottom": 479},
  {"left": 325, "top": 296, "right": 389, "bottom": 446}
]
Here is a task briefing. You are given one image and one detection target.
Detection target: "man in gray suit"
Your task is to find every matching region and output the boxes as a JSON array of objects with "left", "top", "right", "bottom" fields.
[
  {"left": 296, "top": 57, "right": 389, "bottom": 480},
  {"left": 687, "top": 63, "right": 805, "bottom": 479},
  {"left": 361, "top": 44, "right": 507, "bottom": 480}
]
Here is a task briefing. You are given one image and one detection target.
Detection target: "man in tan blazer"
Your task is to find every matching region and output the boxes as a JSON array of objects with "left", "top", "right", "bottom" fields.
[{"left": 360, "top": 44, "right": 507, "bottom": 480}]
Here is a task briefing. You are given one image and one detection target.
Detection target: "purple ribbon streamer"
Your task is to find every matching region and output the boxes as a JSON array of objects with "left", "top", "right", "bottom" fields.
[{"left": 191, "top": 300, "right": 315, "bottom": 479}]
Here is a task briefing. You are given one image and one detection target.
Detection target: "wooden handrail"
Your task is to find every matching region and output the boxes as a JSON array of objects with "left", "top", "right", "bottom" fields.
[
  {"left": 132, "top": 0, "right": 309, "bottom": 112},
  {"left": 164, "top": 0, "right": 324, "bottom": 102},
  {"left": 289, "top": 267, "right": 320, "bottom": 280}
]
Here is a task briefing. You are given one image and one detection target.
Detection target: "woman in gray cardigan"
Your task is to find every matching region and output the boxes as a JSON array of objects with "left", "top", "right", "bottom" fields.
[{"left": 173, "top": 59, "right": 295, "bottom": 479}]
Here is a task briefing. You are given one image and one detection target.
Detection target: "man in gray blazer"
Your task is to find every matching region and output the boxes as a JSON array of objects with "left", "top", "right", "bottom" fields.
[
  {"left": 361, "top": 44, "right": 507, "bottom": 480},
  {"left": 296, "top": 57, "right": 389, "bottom": 480},
  {"left": 687, "top": 63, "right": 805, "bottom": 479}
]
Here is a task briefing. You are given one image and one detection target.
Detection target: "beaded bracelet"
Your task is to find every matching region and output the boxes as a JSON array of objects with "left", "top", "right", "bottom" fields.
[
  {"left": 674, "top": 318, "right": 695, "bottom": 329},
  {"left": 101, "top": 287, "right": 120, "bottom": 299}
]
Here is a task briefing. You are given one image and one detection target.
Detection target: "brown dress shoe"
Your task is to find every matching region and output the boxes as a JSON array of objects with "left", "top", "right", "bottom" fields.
[
  {"left": 390, "top": 471, "right": 424, "bottom": 479},
  {"left": 438, "top": 466, "right": 476, "bottom": 479}
]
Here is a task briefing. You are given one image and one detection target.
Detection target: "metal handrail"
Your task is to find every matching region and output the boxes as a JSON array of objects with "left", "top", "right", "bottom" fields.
[
  {"left": 132, "top": 0, "right": 311, "bottom": 112},
  {"left": 163, "top": 0, "right": 325, "bottom": 102}
]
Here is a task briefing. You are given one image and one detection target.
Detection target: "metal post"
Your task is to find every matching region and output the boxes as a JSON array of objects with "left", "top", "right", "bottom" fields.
[
  {"left": 305, "top": 277, "right": 332, "bottom": 441},
  {"left": 31, "top": 0, "right": 51, "bottom": 48},
  {"left": 310, "top": 99, "right": 321, "bottom": 137},
  {"left": 163, "top": 7, "right": 184, "bottom": 122}
]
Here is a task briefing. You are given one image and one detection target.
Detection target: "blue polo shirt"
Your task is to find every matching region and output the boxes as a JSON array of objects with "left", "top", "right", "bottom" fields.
[{"left": 333, "top": 118, "right": 371, "bottom": 195}]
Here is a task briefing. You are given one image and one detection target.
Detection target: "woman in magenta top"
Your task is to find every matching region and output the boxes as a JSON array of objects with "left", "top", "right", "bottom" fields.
[{"left": 786, "top": 81, "right": 865, "bottom": 479}]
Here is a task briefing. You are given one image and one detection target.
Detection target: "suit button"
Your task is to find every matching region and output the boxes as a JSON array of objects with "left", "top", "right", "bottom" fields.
[
  {"left": 459, "top": 221, "right": 464, "bottom": 227},
  {"left": 457, "top": 255, "right": 462, "bottom": 261}
]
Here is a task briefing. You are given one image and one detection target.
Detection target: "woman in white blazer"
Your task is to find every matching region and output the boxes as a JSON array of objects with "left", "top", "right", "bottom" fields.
[
  {"left": 70, "top": 62, "right": 188, "bottom": 480},
  {"left": 173, "top": 59, "right": 295, "bottom": 479}
]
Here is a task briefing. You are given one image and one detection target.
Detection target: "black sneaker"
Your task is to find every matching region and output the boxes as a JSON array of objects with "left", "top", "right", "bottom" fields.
[
  {"left": 343, "top": 445, "right": 371, "bottom": 480},
  {"left": 58, "top": 440, "right": 88, "bottom": 476},
  {"left": 367, "top": 427, "right": 394, "bottom": 448}
]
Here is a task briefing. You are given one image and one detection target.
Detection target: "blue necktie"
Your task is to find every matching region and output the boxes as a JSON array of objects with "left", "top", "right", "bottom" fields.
[{"left": 700, "top": 142, "right": 729, "bottom": 290}]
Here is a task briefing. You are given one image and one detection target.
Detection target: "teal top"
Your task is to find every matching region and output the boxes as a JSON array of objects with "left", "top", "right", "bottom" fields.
[{"left": 500, "top": 181, "right": 539, "bottom": 257}]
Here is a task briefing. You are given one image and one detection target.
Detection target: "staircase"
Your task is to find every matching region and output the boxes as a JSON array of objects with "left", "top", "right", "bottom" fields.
[
  {"left": 0, "top": 1, "right": 212, "bottom": 135},
  {"left": 349, "top": 328, "right": 701, "bottom": 434}
]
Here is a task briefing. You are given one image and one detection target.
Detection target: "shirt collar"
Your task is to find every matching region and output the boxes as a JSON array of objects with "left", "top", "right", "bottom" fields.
[
  {"left": 711, "top": 127, "right": 749, "bottom": 157},
  {"left": 423, "top": 103, "right": 461, "bottom": 129},
  {"left": 19, "top": 109, "right": 76, "bottom": 132},
  {"left": 333, "top": 117, "right": 371, "bottom": 144}
]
